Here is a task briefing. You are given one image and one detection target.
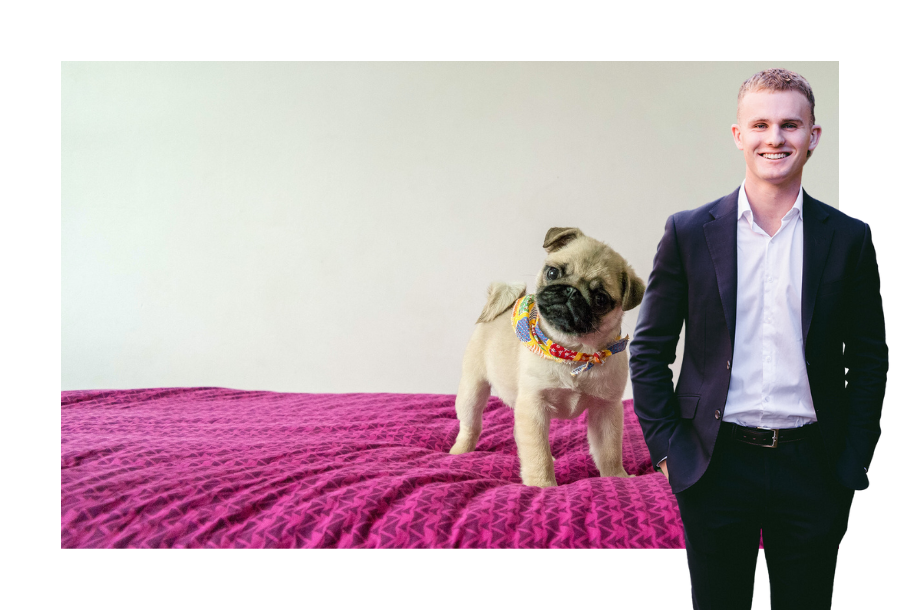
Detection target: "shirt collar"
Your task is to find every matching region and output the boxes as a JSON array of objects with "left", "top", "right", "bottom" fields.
[{"left": 738, "top": 180, "right": 804, "bottom": 225}]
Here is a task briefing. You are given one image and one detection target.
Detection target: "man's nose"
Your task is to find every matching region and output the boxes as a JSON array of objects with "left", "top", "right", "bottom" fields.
[{"left": 767, "top": 127, "right": 785, "bottom": 146}]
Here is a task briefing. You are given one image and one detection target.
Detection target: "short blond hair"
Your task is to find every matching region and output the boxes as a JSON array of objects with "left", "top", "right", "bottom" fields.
[{"left": 738, "top": 68, "right": 816, "bottom": 125}]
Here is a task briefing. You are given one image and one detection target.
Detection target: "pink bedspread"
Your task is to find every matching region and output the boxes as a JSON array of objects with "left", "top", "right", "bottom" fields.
[{"left": 61, "top": 388, "right": 684, "bottom": 548}]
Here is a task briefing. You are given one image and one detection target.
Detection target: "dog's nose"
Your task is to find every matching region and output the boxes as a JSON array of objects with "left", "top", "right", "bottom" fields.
[{"left": 565, "top": 286, "right": 578, "bottom": 299}]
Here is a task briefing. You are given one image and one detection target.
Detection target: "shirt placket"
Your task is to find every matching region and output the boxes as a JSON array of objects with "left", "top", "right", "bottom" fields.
[{"left": 761, "top": 231, "right": 775, "bottom": 426}]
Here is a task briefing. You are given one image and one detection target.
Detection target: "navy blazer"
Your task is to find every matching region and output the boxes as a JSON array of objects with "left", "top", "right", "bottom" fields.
[{"left": 629, "top": 188, "right": 888, "bottom": 494}]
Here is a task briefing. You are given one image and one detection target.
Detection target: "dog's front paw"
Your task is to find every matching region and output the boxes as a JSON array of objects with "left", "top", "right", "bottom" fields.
[
  {"left": 599, "top": 467, "right": 632, "bottom": 478},
  {"left": 521, "top": 473, "right": 558, "bottom": 487},
  {"left": 449, "top": 441, "right": 471, "bottom": 454},
  {"left": 449, "top": 425, "right": 480, "bottom": 454}
]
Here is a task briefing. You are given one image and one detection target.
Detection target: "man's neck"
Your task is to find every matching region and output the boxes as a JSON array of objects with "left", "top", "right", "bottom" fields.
[{"left": 744, "top": 174, "right": 802, "bottom": 237}]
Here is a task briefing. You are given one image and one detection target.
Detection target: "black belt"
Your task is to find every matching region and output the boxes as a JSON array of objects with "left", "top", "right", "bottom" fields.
[{"left": 721, "top": 421, "right": 817, "bottom": 448}]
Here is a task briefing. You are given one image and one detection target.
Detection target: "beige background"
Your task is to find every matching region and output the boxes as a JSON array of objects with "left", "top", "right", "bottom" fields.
[{"left": 62, "top": 62, "right": 839, "bottom": 396}]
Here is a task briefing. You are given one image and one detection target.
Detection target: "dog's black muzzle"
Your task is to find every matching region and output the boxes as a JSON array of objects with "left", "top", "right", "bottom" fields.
[{"left": 536, "top": 285, "right": 595, "bottom": 335}]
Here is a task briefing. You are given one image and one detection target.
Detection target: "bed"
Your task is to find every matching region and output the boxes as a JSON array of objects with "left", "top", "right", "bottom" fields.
[{"left": 61, "top": 388, "right": 685, "bottom": 548}]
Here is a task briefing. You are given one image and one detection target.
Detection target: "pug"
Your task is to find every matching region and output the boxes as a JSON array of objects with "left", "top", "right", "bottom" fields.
[{"left": 449, "top": 227, "right": 645, "bottom": 487}]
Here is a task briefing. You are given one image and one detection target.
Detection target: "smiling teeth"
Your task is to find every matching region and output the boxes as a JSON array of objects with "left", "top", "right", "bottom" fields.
[{"left": 762, "top": 153, "right": 789, "bottom": 159}]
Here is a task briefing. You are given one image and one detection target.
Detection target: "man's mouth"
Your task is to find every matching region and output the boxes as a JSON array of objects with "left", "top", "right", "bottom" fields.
[{"left": 759, "top": 152, "right": 790, "bottom": 159}]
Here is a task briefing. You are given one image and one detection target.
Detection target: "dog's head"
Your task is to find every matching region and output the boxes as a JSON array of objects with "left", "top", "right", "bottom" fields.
[{"left": 535, "top": 227, "right": 645, "bottom": 338}]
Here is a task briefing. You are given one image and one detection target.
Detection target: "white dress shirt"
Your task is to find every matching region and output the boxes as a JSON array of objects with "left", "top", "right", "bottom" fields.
[{"left": 722, "top": 182, "right": 817, "bottom": 429}]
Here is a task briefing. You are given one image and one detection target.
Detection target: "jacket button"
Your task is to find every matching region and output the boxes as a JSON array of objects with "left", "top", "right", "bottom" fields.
[
  {"left": 726, "top": 360, "right": 731, "bottom": 370},
  {"left": 714, "top": 410, "right": 721, "bottom": 419},
  {"left": 807, "top": 360, "right": 812, "bottom": 367}
]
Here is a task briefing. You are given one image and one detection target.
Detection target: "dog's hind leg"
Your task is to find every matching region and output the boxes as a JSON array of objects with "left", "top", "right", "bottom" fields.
[
  {"left": 586, "top": 401, "right": 631, "bottom": 477},
  {"left": 449, "top": 374, "right": 491, "bottom": 455}
]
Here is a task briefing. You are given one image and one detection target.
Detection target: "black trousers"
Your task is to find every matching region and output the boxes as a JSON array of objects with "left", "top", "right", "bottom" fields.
[{"left": 675, "top": 426, "right": 855, "bottom": 610}]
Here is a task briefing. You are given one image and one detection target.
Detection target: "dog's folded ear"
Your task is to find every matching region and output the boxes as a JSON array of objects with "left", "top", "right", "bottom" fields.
[
  {"left": 621, "top": 266, "right": 646, "bottom": 311},
  {"left": 543, "top": 227, "right": 584, "bottom": 252}
]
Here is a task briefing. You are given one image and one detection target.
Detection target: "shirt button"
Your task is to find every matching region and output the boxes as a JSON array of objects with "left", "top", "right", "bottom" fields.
[
  {"left": 715, "top": 410, "right": 721, "bottom": 419},
  {"left": 726, "top": 360, "right": 731, "bottom": 370}
]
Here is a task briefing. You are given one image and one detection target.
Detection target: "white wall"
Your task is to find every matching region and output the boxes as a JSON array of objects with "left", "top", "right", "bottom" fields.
[{"left": 62, "top": 62, "right": 839, "bottom": 395}]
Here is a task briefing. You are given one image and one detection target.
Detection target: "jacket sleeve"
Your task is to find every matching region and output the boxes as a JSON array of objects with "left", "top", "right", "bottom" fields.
[
  {"left": 629, "top": 214, "right": 688, "bottom": 468},
  {"left": 839, "top": 223, "right": 888, "bottom": 484}
]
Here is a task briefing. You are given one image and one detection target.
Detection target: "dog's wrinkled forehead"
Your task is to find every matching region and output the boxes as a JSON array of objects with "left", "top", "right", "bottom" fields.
[{"left": 542, "top": 236, "right": 626, "bottom": 297}]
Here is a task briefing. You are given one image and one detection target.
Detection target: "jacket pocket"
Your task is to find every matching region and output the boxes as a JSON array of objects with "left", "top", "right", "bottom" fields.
[{"left": 676, "top": 394, "right": 700, "bottom": 419}]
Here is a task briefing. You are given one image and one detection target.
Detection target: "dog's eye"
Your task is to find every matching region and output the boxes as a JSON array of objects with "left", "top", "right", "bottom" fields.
[
  {"left": 594, "top": 293, "right": 610, "bottom": 308},
  {"left": 546, "top": 267, "right": 560, "bottom": 281}
]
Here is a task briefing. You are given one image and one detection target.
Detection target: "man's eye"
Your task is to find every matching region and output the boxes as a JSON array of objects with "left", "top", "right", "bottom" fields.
[
  {"left": 754, "top": 123, "right": 766, "bottom": 129},
  {"left": 783, "top": 123, "right": 797, "bottom": 128},
  {"left": 546, "top": 267, "right": 560, "bottom": 280}
]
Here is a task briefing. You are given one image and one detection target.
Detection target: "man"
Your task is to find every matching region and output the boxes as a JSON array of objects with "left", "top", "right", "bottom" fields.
[{"left": 629, "top": 68, "right": 888, "bottom": 609}]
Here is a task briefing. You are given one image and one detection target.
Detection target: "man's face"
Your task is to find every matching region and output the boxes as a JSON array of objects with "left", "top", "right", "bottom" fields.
[{"left": 731, "top": 89, "right": 821, "bottom": 189}]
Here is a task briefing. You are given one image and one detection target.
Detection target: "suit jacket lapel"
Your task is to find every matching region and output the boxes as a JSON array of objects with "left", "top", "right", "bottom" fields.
[
  {"left": 801, "top": 191, "right": 834, "bottom": 349},
  {"left": 704, "top": 188, "right": 740, "bottom": 350}
]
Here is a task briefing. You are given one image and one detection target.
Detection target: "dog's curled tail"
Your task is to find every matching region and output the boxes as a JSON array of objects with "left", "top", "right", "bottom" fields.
[{"left": 476, "top": 282, "right": 527, "bottom": 323}]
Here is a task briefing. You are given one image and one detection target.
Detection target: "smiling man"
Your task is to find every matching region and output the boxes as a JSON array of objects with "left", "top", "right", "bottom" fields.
[{"left": 629, "top": 69, "right": 888, "bottom": 609}]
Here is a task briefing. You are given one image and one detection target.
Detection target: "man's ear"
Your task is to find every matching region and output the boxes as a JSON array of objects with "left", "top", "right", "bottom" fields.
[
  {"left": 808, "top": 124, "right": 822, "bottom": 155},
  {"left": 731, "top": 124, "right": 744, "bottom": 150},
  {"left": 543, "top": 227, "right": 584, "bottom": 253},
  {"left": 621, "top": 266, "right": 646, "bottom": 311}
]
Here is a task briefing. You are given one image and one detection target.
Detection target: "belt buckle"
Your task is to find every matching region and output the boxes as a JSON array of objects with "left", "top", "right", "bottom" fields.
[{"left": 759, "top": 427, "right": 779, "bottom": 448}]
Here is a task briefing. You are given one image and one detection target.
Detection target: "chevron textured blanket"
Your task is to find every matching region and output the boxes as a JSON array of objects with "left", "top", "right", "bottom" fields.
[{"left": 61, "top": 388, "right": 684, "bottom": 548}]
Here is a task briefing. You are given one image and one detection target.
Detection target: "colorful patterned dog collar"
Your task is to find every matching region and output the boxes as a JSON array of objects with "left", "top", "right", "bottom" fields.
[{"left": 511, "top": 294, "right": 628, "bottom": 376}]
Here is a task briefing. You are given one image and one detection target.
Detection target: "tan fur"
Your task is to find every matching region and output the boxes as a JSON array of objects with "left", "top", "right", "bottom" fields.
[
  {"left": 542, "top": 227, "right": 584, "bottom": 252},
  {"left": 450, "top": 227, "right": 645, "bottom": 487},
  {"left": 476, "top": 282, "right": 527, "bottom": 323}
]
